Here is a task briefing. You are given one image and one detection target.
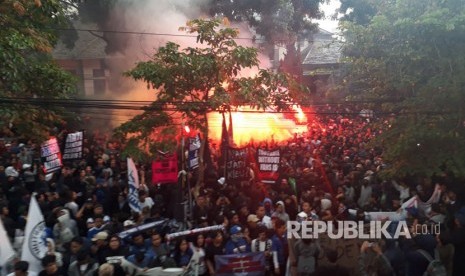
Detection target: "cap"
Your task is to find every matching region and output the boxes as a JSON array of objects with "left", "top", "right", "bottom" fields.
[
  {"left": 22, "top": 164, "right": 31, "bottom": 170},
  {"left": 86, "top": 218, "right": 94, "bottom": 224},
  {"left": 275, "top": 201, "right": 284, "bottom": 206},
  {"left": 230, "top": 225, "right": 242, "bottom": 235},
  {"left": 247, "top": 214, "right": 260, "bottom": 223},
  {"left": 123, "top": 220, "right": 135, "bottom": 227},
  {"left": 103, "top": 215, "right": 110, "bottom": 222},
  {"left": 92, "top": 231, "right": 108, "bottom": 242}
]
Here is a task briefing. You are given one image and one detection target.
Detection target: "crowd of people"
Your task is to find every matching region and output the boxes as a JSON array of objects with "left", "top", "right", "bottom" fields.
[{"left": 0, "top": 105, "right": 465, "bottom": 276}]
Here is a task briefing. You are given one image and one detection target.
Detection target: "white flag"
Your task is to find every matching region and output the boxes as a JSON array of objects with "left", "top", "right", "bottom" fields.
[
  {"left": 0, "top": 218, "right": 16, "bottom": 275},
  {"left": 21, "top": 195, "right": 47, "bottom": 273},
  {"left": 127, "top": 158, "right": 141, "bottom": 213}
]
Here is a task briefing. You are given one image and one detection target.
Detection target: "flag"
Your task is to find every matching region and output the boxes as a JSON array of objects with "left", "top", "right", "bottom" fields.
[
  {"left": 151, "top": 154, "right": 178, "bottom": 184},
  {"left": 188, "top": 134, "right": 201, "bottom": 170},
  {"left": 21, "top": 195, "right": 47, "bottom": 273},
  {"left": 220, "top": 113, "right": 229, "bottom": 171},
  {"left": 127, "top": 158, "right": 141, "bottom": 214},
  {"left": 221, "top": 112, "right": 229, "bottom": 148},
  {"left": 0, "top": 217, "right": 16, "bottom": 275},
  {"left": 215, "top": 252, "right": 265, "bottom": 276},
  {"left": 228, "top": 111, "right": 234, "bottom": 145}
]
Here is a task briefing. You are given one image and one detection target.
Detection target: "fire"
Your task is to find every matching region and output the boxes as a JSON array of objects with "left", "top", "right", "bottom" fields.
[
  {"left": 208, "top": 106, "right": 313, "bottom": 146},
  {"left": 293, "top": 105, "right": 306, "bottom": 124}
]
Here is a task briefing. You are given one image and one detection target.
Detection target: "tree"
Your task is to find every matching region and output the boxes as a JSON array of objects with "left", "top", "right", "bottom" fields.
[
  {"left": 335, "top": 0, "right": 465, "bottom": 179},
  {"left": 210, "top": 0, "right": 326, "bottom": 76},
  {"left": 114, "top": 18, "right": 309, "bottom": 166},
  {"left": 0, "top": 0, "right": 77, "bottom": 139}
]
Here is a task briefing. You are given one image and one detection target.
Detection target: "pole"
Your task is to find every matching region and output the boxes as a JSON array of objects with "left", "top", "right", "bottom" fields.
[{"left": 181, "top": 122, "right": 187, "bottom": 225}]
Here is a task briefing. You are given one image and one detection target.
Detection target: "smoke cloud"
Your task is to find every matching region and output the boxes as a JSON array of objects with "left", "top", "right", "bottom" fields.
[{"left": 81, "top": 0, "right": 272, "bottom": 132}]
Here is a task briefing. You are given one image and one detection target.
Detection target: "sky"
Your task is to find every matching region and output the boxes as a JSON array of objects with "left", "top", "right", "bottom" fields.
[{"left": 316, "top": 0, "right": 341, "bottom": 33}]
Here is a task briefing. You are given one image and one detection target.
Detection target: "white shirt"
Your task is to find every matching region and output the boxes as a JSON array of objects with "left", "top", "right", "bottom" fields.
[
  {"left": 7, "top": 272, "right": 37, "bottom": 276},
  {"left": 260, "top": 215, "right": 272, "bottom": 229},
  {"left": 140, "top": 197, "right": 155, "bottom": 210}
]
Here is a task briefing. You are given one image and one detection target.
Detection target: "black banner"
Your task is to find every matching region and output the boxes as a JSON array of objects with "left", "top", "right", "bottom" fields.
[
  {"left": 257, "top": 149, "right": 281, "bottom": 184},
  {"left": 62, "top": 131, "right": 84, "bottom": 161},
  {"left": 226, "top": 147, "right": 249, "bottom": 182}
]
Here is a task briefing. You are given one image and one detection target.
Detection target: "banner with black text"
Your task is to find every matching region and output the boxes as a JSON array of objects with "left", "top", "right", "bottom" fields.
[
  {"left": 225, "top": 147, "right": 249, "bottom": 182},
  {"left": 62, "top": 131, "right": 84, "bottom": 161},
  {"left": 257, "top": 148, "right": 281, "bottom": 184},
  {"left": 152, "top": 154, "right": 178, "bottom": 184},
  {"left": 41, "top": 137, "right": 62, "bottom": 173}
]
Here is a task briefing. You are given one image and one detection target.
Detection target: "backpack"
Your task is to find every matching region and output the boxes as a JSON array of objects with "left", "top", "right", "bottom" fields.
[{"left": 417, "top": 249, "right": 447, "bottom": 276}]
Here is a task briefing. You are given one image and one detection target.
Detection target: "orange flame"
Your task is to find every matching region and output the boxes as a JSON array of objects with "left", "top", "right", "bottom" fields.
[{"left": 208, "top": 106, "right": 313, "bottom": 147}]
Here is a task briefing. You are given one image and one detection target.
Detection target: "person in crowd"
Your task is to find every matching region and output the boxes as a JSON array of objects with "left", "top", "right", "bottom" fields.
[
  {"left": 271, "top": 201, "right": 290, "bottom": 223},
  {"left": 45, "top": 239, "right": 63, "bottom": 268},
  {"left": 147, "top": 232, "right": 174, "bottom": 268},
  {"left": 189, "top": 233, "right": 208, "bottom": 276},
  {"left": 53, "top": 208, "right": 78, "bottom": 251},
  {"left": 313, "top": 249, "right": 350, "bottom": 276},
  {"left": 7, "top": 260, "right": 37, "bottom": 276},
  {"left": 128, "top": 232, "right": 150, "bottom": 255},
  {"left": 192, "top": 192, "right": 210, "bottom": 225},
  {"left": 225, "top": 225, "right": 250, "bottom": 254},
  {"left": 436, "top": 232, "right": 455, "bottom": 276},
  {"left": 293, "top": 237, "right": 320, "bottom": 276},
  {"left": 238, "top": 203, "right": 250, "bottom": 226},
  {"left": 86, "top": 214, "right": 106, "bottom": 240},
  {"left": 256, "top": 205, "right": 272, "bottom": 229},
  {"left": 100, "top": 234, "right": 129, "bottom": 264},
  {"left": 138, "top": 190, "right": 154, "bottom": 211},
  {"left": 251, "top": 225, "right": 278, "bottom": 276},
  {"left": 359, "top": 241, "right": 393, "bottom": 276},
  {"left": 62, "top": 236, "right": 85, "bottom": 272},
  {"left": 90, "top": 231, "right": 109, "bottom": 264},
  {"left": 205, "top": 231, "right": 225, "bottom": 275},
  {"left": 67, "top": 249, "right": 99, "bottom": 276},
  {"left": 246, "top": 214, "right": 260, "bottom": 240},
  {"left": 171, "top": 238, "right": 193, "bottom": 269},
  {"left": 38, "top": 255, "right": 63, "bottom": 276},
  {"left": 271, "top": 219, "right": 288, "bottom": 276},
  {"left": 127, "top": 250, "right": 152, "bottom": 270}
]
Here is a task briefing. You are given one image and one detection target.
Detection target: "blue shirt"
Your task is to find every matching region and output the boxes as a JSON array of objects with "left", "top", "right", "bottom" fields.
[
  {"left": 225, "top": 238, "right": 250, "bottom": 254},
  {"left": 271, "top": 234, "right": 287, "bottom": 265}
]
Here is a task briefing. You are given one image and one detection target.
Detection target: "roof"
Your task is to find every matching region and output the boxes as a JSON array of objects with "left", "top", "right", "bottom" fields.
[
  {"left": 302, "top": 29, "right": 342, "bottom": 66},
  {"left": 53, "top": 21, "right": 107, "bottom": 60}
]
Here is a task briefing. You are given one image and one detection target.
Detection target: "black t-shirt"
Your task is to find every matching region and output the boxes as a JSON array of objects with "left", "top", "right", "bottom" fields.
[{"left": 205, "top": 243, "right": 225, "bottom": 265}]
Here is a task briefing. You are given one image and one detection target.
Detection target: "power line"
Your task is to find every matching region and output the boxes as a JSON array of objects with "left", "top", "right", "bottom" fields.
[
  {"left": 34, "top": 26, "right": 264, "bottom": 42},
  {"left": 0, "top": 98, "right": 453, "bottom": 116}
]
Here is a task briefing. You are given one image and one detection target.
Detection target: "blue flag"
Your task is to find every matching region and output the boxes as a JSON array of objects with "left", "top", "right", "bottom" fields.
[
  {"left": 127, "top": 158, "right": 141, "bottom": 213},
  {"left": 215, "top": 252, "right": 265, "bottom": 276}
]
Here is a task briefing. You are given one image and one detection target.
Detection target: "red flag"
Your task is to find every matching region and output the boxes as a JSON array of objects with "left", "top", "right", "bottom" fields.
[{"left": 151, "top": 154, "right": 178, "bottom": 184}]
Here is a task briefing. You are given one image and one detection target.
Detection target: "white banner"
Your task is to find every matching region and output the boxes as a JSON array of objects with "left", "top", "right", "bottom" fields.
[
  {"left": 21, "top": 195, "right": 47, "bottom": 273},
  {"left": 0, "top": 217, "right": 16, "bottom": 275},
  {"left": 127, "top": 158, "right": 141, "bottom": 213},
  {"left": 166, "top": 224, "right": 224, "bottom": 240}
]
